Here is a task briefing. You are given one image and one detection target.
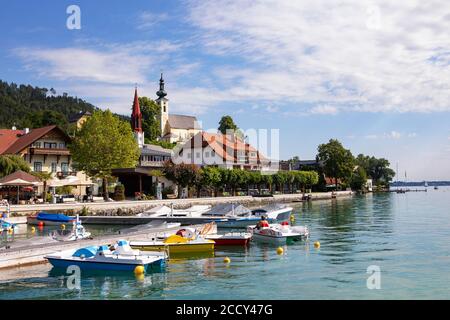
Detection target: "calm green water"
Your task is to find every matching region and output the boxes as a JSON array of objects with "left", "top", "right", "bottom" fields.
[{"left": 1, "top": 188, "right": 449, "bottom": 300}]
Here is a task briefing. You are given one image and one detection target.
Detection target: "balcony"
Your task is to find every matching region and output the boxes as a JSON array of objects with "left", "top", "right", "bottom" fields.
[
  {"left": 56, "top": 171, "right": 77, "bottom": 178},
  {"left": 139, "top": 160, "right": 165, "bottom": 168},
  {"left": 29, "top": 147, "right": 70, "bottom": 156}
]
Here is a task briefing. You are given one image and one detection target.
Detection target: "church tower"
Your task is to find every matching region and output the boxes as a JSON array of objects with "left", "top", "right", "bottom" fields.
[
  {"left": 131, "top": 87, "right": 144, "bottom": 148},
  {"left": 155, "top": 73, "right": 169, "bottom": 139}
]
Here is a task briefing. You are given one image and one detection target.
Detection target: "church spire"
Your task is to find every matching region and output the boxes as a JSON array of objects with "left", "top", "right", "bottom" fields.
[
  {"left": 156, "top": 73, "right": 167, "bottom": 99},
  {"left": 131, "top": 87, "right": 142, "bottom": 133}
]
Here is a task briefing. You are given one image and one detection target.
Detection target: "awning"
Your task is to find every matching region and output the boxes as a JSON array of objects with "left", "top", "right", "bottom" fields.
[{"left": 0, "top": 170, "right": 41, "bottom": 186}]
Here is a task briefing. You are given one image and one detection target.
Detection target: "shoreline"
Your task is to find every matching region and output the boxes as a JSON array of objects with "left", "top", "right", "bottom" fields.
[{"left": 6, "top": 191, "right": 353, "bottom": 224}]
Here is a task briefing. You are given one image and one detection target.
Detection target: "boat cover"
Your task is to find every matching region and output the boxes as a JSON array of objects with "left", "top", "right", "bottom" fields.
[
  {"left": 72, "top": 246, "right": 98, "bottom": 258},
  {"left": 37, "top": 212, "right": 74, "bottom": 222},
  {"left": 202, "top": 204, "right": 251, "bottom": 217}
]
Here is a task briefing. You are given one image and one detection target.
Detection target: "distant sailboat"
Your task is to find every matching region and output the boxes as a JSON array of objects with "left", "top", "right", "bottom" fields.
[{"left": 424, "top": 181, "right": 428, "bottom": 188}]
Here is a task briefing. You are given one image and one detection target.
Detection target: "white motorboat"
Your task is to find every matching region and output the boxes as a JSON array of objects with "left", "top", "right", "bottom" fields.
[
  {"left": 137, "top": 204, "right": 212, "bottom": 217},
  {"left": 203, "top": 203, "right": 293, "bottom": 228},
  {"left": 247, "top": 222, "right": 309, "bottom": 244},
  {"left": 45, "top": 240, "right": 166, "bottom": 272}
]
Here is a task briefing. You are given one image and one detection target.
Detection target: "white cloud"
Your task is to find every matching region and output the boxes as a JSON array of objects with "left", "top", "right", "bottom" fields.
[
  {"left": 310, "top": 105, "right": 338, "bottom": 115},
  {"left": 15, "top": 47, "right": 152, "bottom": 85},
  {"left": 266, "top": 105, "right": 279, "bottom": 113},
  {"left": 389, "top": 131, "right": 402, "bottom": 139},
  {"left": 363, "top": 131, "right": 417, "bottom": 140},
  {"left": 187, "top": 0, "right": 450, "bottom": 114},
  {"left": 137, "top": 12, "right": 169, "bottom": 30}
]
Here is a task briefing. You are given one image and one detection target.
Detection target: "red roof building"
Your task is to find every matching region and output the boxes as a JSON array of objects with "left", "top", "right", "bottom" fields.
[{"left": 173, "top": 132, "right": 273, "bottom": 171}]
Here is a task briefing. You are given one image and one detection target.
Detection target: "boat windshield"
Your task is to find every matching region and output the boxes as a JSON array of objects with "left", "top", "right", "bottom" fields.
[{"left": 202, "top": 204, "right": 251, "bottom": 217}]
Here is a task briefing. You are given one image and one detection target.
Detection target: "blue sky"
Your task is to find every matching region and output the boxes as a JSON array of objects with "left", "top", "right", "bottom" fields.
[{"left": 1, "top": 0, "right": 450, "bottom": 180}]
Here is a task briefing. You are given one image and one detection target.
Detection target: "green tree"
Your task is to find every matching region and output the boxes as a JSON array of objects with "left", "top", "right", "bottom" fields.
[
  {"left": 200, "top": 167, "right": 222, "bottom": 196},
  {"left": 355, "top": 154, "right": 395, "bottom": 187},
  {"left": 273, "top": 171, "right": 288, "bottom": 193},
  {"left": 350, "top": 166, "right": 368, "bottom": 191},
  {"left": 31, "top": 171, "right": 52, "bottom": 201},
  {"left": 69, "top": 110, "right": 140, "bottom": 201},
  {"left": 139, "top": 97, "right": 161, "bottom": 142},
  {"left": 0, "top": 155, "right": 30, "bottom": 178},
  {"left": 317, "top": 139, "right": 355, "bottom": 190},
  {"left": 163, "top": 161, "right": 201, "bottom": 198},
  {"left": 218, "top": 115, "right": 238, "bottom": 134}
]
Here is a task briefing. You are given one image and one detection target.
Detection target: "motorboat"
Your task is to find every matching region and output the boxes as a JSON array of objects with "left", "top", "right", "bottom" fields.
[
  {"left": 130, "top": 227, "right": 215, "bottom": 255},
  {"left": 247, "top": 222, "right": 309, "bottom": 244},
  {"left": 205, "top": 232, "right": 252, "bottom": 246},
  {"left": 137, "top": 205, "right": 212, "bottom": 217},
  {"left": 203, "top": 203, "right": 293, "bottom": 228},
  {"left": 27, "top": 212, "right": 75, "bottom": 226},
  {"left": 45, "top": 240, "right": 166, "bottom": 272},
  {"left": 51, "top": 215, "right": 91, "bottom": 241},
  {"left": 137, "top": 203, "right": 293, "bottom": 229}
]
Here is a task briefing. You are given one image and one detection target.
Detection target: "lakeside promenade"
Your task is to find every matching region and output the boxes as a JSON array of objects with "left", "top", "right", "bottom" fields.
[{"left": 6, "top": 191, "right": 353, "bottom": 223}]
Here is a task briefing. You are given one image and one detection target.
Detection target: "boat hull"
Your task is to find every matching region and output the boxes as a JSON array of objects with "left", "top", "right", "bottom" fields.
[
  {"left": 130, "top": 242, "right": 215, "bottom": 254},
  {"left": 27, "top": 217, "right": 75, "bottom": 226},
  {"left": 207, "top": 238, "right": 250, "bottom": 246},
  {"left": 252, "top": 233, "right": 302, "bottom": 244},
  {"left": 46, "top": 257, "right": 164, "bottom": 272}
]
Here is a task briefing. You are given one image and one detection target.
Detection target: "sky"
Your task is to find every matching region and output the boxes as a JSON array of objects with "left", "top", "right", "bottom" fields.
[{"left": 0, "top": 0, "right": 449, "bottom": 180}]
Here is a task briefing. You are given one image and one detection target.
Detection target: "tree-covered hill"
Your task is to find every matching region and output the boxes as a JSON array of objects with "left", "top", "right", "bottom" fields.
[{"left": 0, "top": 80, "right": 98, "bottom": 131}]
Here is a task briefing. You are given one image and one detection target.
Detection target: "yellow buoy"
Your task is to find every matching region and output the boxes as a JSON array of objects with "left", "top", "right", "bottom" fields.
[
  {"left": 134, "top": 265, "right": 145, "bottom": 275},
  {"left": 314, "top": 241, "right": 320, "bottom": 249},
  {"left": 276, "top": 247, "right": 284, "bottom": 255},
  {"left": 135, "top": 273, "right": 145, "bottom": 282},
  {"left": 31, "top": 226, "right": 36, "bottom": 233},
  {"left": 61, "top": 224, "right": 66, "bottom": 230},
  {"left": 223, "top": 257, "right": 231, "bottom": 264},
  {"left": 7, "top": 228, "right": 13, "bottom": 235}
]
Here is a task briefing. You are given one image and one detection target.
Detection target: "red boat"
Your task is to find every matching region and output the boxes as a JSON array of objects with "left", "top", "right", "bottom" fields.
[{"left": 205, "top": 232, "right": 252, "bottom": 246}]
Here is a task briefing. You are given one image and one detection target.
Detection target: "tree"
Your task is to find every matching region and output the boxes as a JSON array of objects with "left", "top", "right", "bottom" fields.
[
  {"left": 355, "top": 154, "right": 395, "bottom": 187},
  {"left": 218, "top": 115, "right": 238, "bottom": 135},
  {"left": 200, "top": 167, "right": 222, "bottom": 196},
  {"left": 273, "top": 171, "right": 288, "bottom": 193},
  {"left": 139, "top": 97, "right": 161, "bottom": 142},
  {"left": 31, "top": 171, "right": 52, "bottom": 201},
  {"left": 317, "top": 139, "right": 355, "bottom": 190},
  {"left": 163, "top": 161, "right": 201, "bottom": 198},
  {"left": 69, "top": 110, "right": 140, "bottom": 201},
  {"left": 0, "top": 155, "right": 30, "bottom": 178},
  {"left": 350, "top": 166, "right": 368, "bottom": 191}
]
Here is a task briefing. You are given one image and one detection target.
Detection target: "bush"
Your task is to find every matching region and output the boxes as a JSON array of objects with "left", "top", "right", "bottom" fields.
[{"left": 113, "top": 185, "right": 125, "bottom": 201}]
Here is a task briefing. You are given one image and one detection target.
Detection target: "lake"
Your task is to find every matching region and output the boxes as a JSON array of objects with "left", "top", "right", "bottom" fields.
[{"left": 1, "top": 187, "right": 449, "bottom": 299}]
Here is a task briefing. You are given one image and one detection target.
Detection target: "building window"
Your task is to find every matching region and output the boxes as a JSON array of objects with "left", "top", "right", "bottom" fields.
[
  {"left": 187, "top": 153, "right": 191, "bottom": 158},
  {"left": 196, "top": 152, "right": 200, "bottom": 158},
  {"left": 44, "top": 142, "right": 57, "bottom": 149},
  {"left": 61, "top": 162, "right": 69, "bottom": 173},
  {"left": 205, "top": 152, "right": 210, "bottom": 158},
  {"left": 59, "top": 143, "right": 65, "bottom": 148},
  {"left": 211, "top": 150, "right": 215, "bottom": 157},
  {"left": 51, "top": 163, "right": 57, "bottom": 173},
  {"left": 32, "top": 142, "right": 41, "bottom": 148},
  {"left": 34, "top": 162, "right": 42, "bottom": 172}
]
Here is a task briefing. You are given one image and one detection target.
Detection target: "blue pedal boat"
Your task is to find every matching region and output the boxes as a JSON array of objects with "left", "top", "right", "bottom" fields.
[{"left": 45, "top": 240, "right": 166, "bottom": 272}]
